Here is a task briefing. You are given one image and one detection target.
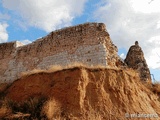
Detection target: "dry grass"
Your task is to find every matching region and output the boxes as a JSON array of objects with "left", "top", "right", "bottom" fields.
[
  {"left": 0, "top": 105, "right": 11, "bottom": 118},
  {"left": 0, "top": 84, "right": 12, "bottom": 118},
  {"left": 4, "top": 112, "right": 30, "bottom": 119},
  {"left": 42, "top": 98, "right": 62, "bottom": 119},
  {"left": 20, "top": 62, "right": 118, "bottom": 78},
  {"left": 0, "top": 97, "right": 47, "bottom": 119},
  {"left": 144, "top": 81, "right": 160, "bottom": 101},
  {"left": 20, "top": 69, "right": 46, "bottom": 77},
  {"left": 0, "top": 99, "right": 12, "bottom": 118}
]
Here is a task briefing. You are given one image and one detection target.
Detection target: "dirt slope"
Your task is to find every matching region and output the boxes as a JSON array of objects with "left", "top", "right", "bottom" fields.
[{"left": 5, "top": 67, "right": 160, "bottom": 119}]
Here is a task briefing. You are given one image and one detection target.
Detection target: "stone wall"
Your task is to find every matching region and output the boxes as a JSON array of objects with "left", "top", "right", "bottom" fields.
[
  {"left": 0, "top": 41, "right": 24, "bottom": 82},
  {"left": 0, "top": 23, "right": 120, "bottom": 83}
]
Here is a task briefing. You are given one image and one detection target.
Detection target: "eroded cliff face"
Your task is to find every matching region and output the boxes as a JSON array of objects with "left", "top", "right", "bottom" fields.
[
  {"left": 125, "top": 41, "right": 151, "bottom": 83},
  {"left": 6, "top": 67, "right": 160, "bottom": 120}
]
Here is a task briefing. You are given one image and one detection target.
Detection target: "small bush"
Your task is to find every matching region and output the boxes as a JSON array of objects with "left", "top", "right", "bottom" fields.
[{"left": 6, "top": 97, "right": 47, "bottom": 119}]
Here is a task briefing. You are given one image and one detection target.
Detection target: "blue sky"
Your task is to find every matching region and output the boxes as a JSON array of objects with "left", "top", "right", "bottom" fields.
[{"left": 0, "top": 0, "right": 160, "bottom": 81}]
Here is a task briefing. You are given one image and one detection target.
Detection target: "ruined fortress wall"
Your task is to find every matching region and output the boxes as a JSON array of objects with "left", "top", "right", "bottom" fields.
[
  {"left": 0, "top": 23, "right": 119, "bottom": 83},
  {"left": 0, "top": 42, "right": 16, "bottom": 82}
]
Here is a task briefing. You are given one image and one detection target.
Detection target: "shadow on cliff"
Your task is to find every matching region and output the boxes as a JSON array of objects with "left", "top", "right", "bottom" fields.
[{"left": 0, "top": 66, "right": 160, "bottom": 119}]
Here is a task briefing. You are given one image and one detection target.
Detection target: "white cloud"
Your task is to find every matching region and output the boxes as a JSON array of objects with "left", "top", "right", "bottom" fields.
[
  {"left": 94, "top": 0, "right": 160, "bottom": 69},
  {"left": 20, "top": 39, "right": 32, "bottom": 45},
  {"left": 0, "top": 23, "right": 8, "bottom": 43},
  {"left": 146, "top": 36, "right": 160, "bottom": 69},
  {"left": 2, "top": 0, "right": 87, "bottom": 32},
  {"left": 130, "top": 0, "right": 160, "bottom": 13},
  {"left": 120, "top": 53, "right": 126, "bottom": 59}
]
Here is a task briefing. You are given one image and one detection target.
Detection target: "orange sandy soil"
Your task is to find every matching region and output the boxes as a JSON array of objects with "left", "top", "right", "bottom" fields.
[{"left": 4, "top": 67, "right": 160, "bottom": 120}]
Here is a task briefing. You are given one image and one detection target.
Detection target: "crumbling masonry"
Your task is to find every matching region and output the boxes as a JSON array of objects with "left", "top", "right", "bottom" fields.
[
  {"left": 125, "top": 41, "right": 151, "bottom": 83},
  {"left": 0, "top": 23, "right": 151, "bottom": 83},
  {"left": 0, "top": 23, "right": 121, "bottom": 83}
]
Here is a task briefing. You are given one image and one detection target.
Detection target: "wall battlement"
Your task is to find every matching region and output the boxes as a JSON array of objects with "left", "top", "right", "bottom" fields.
[{"left": 0, "top": 22, "right": 120, "bottom": 83}]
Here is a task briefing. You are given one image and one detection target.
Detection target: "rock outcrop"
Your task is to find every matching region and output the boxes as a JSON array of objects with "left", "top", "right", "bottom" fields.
[{"left": 125, "top": 41, "right": 151, "bottom": 83}]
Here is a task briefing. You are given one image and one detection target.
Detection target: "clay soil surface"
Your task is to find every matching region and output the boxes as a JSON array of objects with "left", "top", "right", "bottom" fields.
[{"left": 2, "top": 67, "right": 160, "bottom": 119}]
